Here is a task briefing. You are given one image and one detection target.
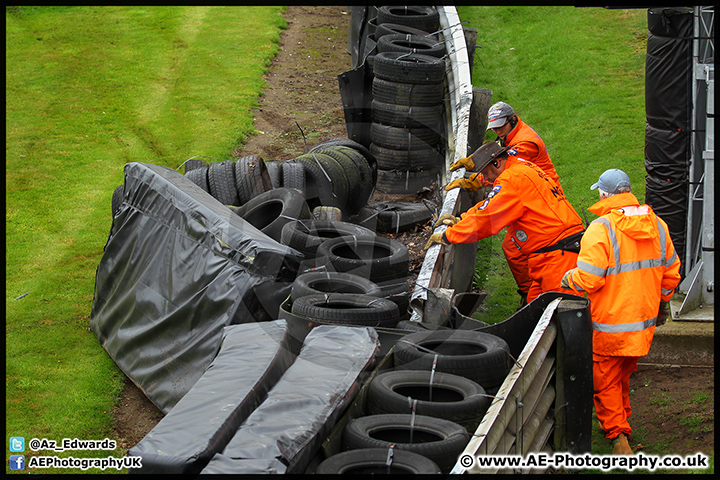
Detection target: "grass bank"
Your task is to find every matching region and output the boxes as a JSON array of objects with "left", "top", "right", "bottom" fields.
[
  {"left": 459, "top": 6, "right": 648, "bottom": 323},
  {"left": 6, "top": 6, "right": 285, "bottom": 474}
]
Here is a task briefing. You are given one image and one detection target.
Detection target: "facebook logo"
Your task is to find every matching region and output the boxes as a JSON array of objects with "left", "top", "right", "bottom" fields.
[
  {"left": 9, "top": 436, "right": 25, "bottom": 452},
  {"left": 9, "top": 455, "right": 25, "bottom": 470}
]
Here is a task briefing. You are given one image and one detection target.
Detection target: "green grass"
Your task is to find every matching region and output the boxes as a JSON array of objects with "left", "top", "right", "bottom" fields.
[
  {"left": 6, "top": 6, "right": 286, "bottom": 474},
  {"left": 458, "top": 6, "right": 648, "bottom": 324}
]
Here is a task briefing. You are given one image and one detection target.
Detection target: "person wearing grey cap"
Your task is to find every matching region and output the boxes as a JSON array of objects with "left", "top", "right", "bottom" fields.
[
  {"left": 445, "top": 101, "right": 562, "bottom": 306},
  {"left": 561, "top": 168, "right": 681, "bottom": 455}
]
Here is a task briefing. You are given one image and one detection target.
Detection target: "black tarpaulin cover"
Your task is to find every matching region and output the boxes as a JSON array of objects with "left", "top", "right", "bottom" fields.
[
  {"left": 90, "top": 163, "right": 303, "bottom": 413},
  {"left": 127, "top": 320, "right": 295, "bottom": 474},
  {"left": 201, "top": 325, "right": 380, "bottom": 475}
]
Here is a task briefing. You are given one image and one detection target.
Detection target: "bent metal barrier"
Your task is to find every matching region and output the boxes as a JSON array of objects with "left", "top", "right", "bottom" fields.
[{"left": 412, "top": 7, "right": 593, "bottom": 472}]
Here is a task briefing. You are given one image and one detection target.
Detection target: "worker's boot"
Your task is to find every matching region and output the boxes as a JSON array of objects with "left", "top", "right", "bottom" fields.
[{"left": 611, "top": 433, "right": 633, "bottom": 455}]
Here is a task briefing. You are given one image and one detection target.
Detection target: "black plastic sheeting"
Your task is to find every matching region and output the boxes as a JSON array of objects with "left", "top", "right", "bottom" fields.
[
  {"left": 90, "top": 163, "right": 303, "bottom": 413},
  {"left": 644, "top": 124, "right": 690, "bottom": 180},
  {"left": 644, "top": 7, "right": 693, "bottom": 277},
  {"left": 127, "top": 320, "right": 294, "bottom": 474},
  {"left": 200, "top": 325, "right": 380, "bottom": 474},
  {"left": 644, "top": 174, "right": 688, "bottom": 272}
]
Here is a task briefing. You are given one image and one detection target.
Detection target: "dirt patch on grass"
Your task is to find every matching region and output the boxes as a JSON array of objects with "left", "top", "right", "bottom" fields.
[{"left": 626, "top": 364, "right": 714, "bottom": 460}]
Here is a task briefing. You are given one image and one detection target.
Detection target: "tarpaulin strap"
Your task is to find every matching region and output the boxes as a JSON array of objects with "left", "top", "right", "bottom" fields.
[
  {"left": 385, "top": 446, "right": 395, "bottom": 473},
  {"left": 429, "top": 355, "right": 438, "bottom": 401},
  {"left": 311, "top": 152, "right": 337, "bottom": 199},
  {"left": 409, "top": 399, "right": 418, "bottom": 444}
]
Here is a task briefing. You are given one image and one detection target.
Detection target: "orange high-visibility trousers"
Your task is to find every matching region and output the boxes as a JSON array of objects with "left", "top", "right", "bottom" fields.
[
  {"left": 526, "top": 249, "right": 579, "bottom": 303},
  {"left": 502, "top": 230, "right": 533, "bottom": 296},
  {"left": 593, "top": 354, "right": 639, "bottom": 439}
]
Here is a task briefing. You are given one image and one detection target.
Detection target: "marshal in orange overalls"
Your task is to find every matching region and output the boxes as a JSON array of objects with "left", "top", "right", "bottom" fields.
[{"left": 443, "top": 156, "right": 584, "bottom": 303}]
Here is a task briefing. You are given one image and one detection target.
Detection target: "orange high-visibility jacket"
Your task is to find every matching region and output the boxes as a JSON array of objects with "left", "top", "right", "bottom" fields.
[
  {"left": 443, "top": 157, "right": 584, "bottom": 253},
  {"left": 502, "top": 116, "right": 560, "bottom": 185},
  {"left": 564, "top": 193, "right": 682, "bottom": 357}
]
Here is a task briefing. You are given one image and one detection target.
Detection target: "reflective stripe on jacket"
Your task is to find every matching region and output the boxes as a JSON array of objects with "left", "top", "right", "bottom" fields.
[
  {"left": 444, "top": 157, "right": 584, "bottom": 254},
  {"left": 502, "top": 116, "right": 560, "bottom": 185},
  {"left": 565, "top": 192, "right": 682, "bottom": 357}
]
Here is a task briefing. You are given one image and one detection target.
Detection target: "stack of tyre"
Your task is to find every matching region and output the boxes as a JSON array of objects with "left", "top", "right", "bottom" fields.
[
  {"left": 315, "top": 328, "right": 514, "bottom": 474},
  {"left": 280, "top": 219, "right": 413, "bottom": 325},
  {"left": 369, "top": 6, "right": 447, "bottom": 194}
]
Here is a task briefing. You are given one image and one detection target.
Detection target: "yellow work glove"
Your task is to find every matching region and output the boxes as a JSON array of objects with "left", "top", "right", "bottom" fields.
[
  {"left": 449, "top": 156, "right": 475, "bottom": 172},
  {"left": 444, "top": 172, "right": 484, "bottom": 192},
  {"left": 560, "top": 270, "right": 573, "bottom": 290},
  {"left": 657, "top": 300, "right": 670, "bottom": 326},
  {"left": 434, "top": 213, "right": 461, "bottom": 228},
  {"left": 424, "top": 233, "right": 450, "bottom": 250}
]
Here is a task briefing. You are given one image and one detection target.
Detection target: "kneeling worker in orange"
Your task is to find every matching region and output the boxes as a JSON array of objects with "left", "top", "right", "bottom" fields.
[
  {"left": 560, "top": 169, "right": 681, "bottom": 455},
  {"left": 426, "top": 141, "right": 585, "bottom": 303},
  {"left": 446, "top": 102, "right": 561, "bottom": 305}
]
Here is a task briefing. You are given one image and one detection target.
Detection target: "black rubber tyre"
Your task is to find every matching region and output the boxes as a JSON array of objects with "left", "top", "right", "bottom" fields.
[
  {"left": 333, "top": 146, "right": 375, "bottom": 209},
  {"left": 312, "top": 205, "right": 343, "bottom": 221},
  {"left": 291, "top": 272, "right": 382, "bottom": 302},
  {"left": 235, "top": 187, "right": 311, "bottom": 242},
  {"left": 281, "top": 160, "right": 305, "bottom": 193},
  {"left": 376, "top": 168, "right": 439, "bottom": 195},
  {"left": 316, "top": 235, "right": 409, "bottom": 282},
  {"left": 376, "top": 5, "right": 440, "bottom": 34},
  {"left": 366, "top": 370, "right": 490, "bottom": 432},
  {"left": 393, "top": 330, "right": 512, "bottom": 388},
  {"left": 111, "top": 185, "right": 124, "bottom": 216},
  {"left": 375, "top": 278, "right": 410, "bottom": 318},
  {"left": 373, "top": 52, "right": 446, "bottom": 85},
  {"left": 370, "top": 122, "right": 439, "bottom": 150},
  {"left": 370, "top": 142, "right": 440, "bottom": 172},
  {"left": 376, "top": 33, "right": 446, "bottom": 58},
  {"left": 342, "top": 413, "right": 468, "bottom": 473},
  {"left": 183, "top": 158, "right": 208, "bottom": 174},
  {"left": 235, "top": 155, "right": 273, "bottom": 205},
  {"left": 309, "top": 136, "right": 378, "bottom": 186},
  {"left": 371, "top": 100, "right": 443, "bottom": 130},
  {"left": 291, "top": 293, "right": 399, "bottom": 328},
  {"left": 358, "top": 202, "right": 434, "bottom": 234},
  {"left": 185, "top": 166, "right": 211, "bottom": 193},
  {"left": 280, "top": 219, "right": 375, "bottom": 258},
  {"left": 312, "top": 148, "right": 362, "bottom": 212},
  {"left": 315, "top": 448, "right": 441, "bottom": 474},
  {"left": 372, "top": 77, "right": 444, "bottom": 107},
  {"left": 208, "top": 160, "right": 240, "bottom": 206},
  {"left": 295, "top": 153, "right": 348, "bottom": 209},
  {"left": 264, "top": 160, "right": 282, "bottom": 188},
  {"left": 375, "top": 22, "right": 438, "bottom": 41},
  {"left": 396, "top": 320, "right": 451, "bottom": 332}
]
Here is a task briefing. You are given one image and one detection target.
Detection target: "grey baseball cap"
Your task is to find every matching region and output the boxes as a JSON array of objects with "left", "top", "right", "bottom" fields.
[
  {"left": 486, "top": 101, "right": 514, "bottom": 129},
  {"left": 590, "top": 168, "right": 631, "bottom": 194}
]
